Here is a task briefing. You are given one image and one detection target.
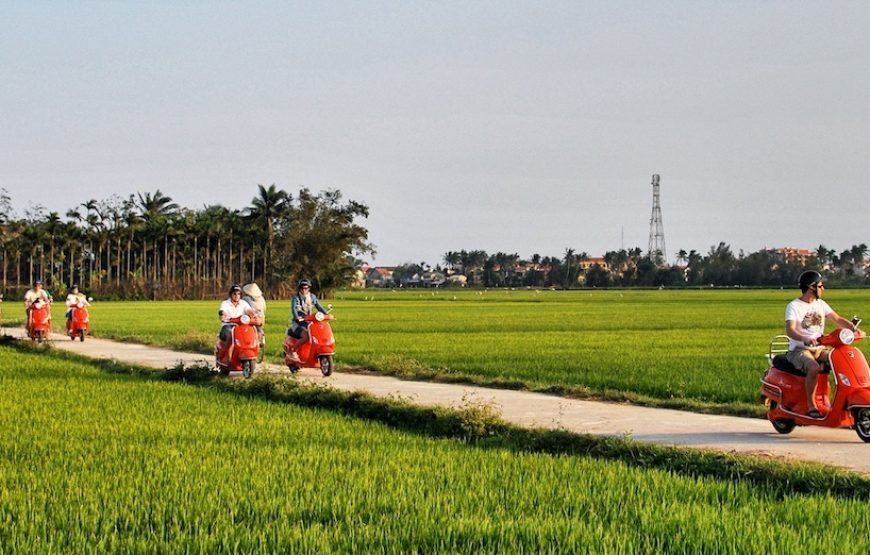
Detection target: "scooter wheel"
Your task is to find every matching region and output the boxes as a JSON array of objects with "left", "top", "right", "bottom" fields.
[
  {"left": 319, "top": 355, "right": 333, "bottom": 377},
  {"left": 242, "top": 360, "right": 255, "bottom": 379},
  {"left": 287, "top": 365, "right": 298, "bottom": 374},
  {"left": 771, "top": 419, "right": 796, "bottom": 434},
  {"left": 854, "top": 408, "right": 870, "bottom": 443},
  {"left": 768, "top": 402, "right": 795, "bottom": 434},
  {"left": 78, "top": 330, "right": 85, "bottom": 342}
]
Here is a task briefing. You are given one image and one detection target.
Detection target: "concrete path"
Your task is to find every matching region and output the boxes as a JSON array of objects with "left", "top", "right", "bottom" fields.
[{"left": 7, "top": 327, "right": 870, "bottom": 475}]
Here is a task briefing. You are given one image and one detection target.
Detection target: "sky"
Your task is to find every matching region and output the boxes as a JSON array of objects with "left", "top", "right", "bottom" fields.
[{"left": 2, "top": 1, "right": 870, "bottom": 266}]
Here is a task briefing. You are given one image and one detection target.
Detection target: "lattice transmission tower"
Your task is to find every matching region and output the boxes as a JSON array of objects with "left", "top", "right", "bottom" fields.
[{"left": 647, "top": 174, "right": 667, "bottom": 264}]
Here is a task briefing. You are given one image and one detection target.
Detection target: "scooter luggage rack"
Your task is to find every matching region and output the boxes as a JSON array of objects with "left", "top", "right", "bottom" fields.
[
  {"left": 767, "top": 334, "right": 790, "bottom": 364},
  {"left": 761, "top": 335, "right": 790, "bottom": 404}
]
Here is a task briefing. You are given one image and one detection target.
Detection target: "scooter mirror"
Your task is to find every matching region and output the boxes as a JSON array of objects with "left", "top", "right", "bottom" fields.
[
  {"left": 839, "top": 328, "right": 855, "bottom": 345},
  {"left": 87, "top": 297, "right": 93, "bottom": 302},
  {"left": 327, "top": 303, "right": 334, "bottom": 312}
]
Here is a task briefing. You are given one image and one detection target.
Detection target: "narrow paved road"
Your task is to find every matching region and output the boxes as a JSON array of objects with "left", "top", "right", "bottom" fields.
[{"left": 7, "top": 327, "right": 870, "bottom": 475}]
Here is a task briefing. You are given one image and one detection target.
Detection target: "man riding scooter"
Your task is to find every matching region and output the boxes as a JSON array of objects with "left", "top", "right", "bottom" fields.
[
  {"left": 785, "top": 270, "right": 857, "bottom": 418},
  {"left": 24, "top": 279, "right": 51, "bottom": 314},
  {"left": 286, "top": 279, "right": 328, "bottom": 363},
  {"left": 218, "top": 284, "right": 258, "bottom": 342},
  {"left": 65, "top": 284, "right": 90, "bottom": 321}
]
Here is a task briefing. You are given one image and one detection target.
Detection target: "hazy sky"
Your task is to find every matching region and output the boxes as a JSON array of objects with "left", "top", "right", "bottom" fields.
[{"left": 2, "top": 1, "right": 869, "bottom": 266}]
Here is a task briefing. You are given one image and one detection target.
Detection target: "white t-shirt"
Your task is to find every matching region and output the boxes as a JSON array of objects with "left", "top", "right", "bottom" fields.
[
  {"left": 219, "top": 299, "right": 252, "bottom": 321},
  {"left": 785, "top": 297, "right": 833, "bottom": 351}
]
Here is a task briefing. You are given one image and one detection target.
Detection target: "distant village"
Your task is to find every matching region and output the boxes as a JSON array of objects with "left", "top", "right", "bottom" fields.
[{"left": 355, "top": 245, "right": 869, "bottom": 289}]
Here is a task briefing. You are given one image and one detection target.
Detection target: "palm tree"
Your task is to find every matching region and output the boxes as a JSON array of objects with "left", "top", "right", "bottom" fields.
[
  {"left": 137, "top": 190, "right": 179, "bottom": 284},
  {"left": 443, "top": 251, "right": 461, "bottom": 274},
  {"left": 562, "top": 248, "right": 576, "bottom": 288},
  {"left": 247, "top": 184, "right": 290, "bottom": 287}
]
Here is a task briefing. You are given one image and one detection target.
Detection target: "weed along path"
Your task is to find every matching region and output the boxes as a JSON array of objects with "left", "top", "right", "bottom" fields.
[{"left": 10, "top": 328, "right": 870, "bottom": 475}]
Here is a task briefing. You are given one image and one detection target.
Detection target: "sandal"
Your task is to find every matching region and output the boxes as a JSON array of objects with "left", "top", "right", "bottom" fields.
[{"left": 807, "top": 409, "right": 823, "bottom": 419}]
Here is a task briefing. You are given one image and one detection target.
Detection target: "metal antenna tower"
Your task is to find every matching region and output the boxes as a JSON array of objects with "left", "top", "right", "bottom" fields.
[{"left": 647, "top": 174, "right": 667, "bottom": 264}]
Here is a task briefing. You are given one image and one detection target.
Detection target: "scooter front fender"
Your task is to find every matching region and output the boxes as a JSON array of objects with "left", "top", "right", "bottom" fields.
[{"left": 846, "top": 388, "right": 870, "bottom": 409}]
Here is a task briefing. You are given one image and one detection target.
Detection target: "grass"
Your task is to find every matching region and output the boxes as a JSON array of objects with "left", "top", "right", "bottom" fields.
[
  {"left": 11, "top": 288, "right": 870, "bottom": 416},
  {"left": 2, "top": 343, "right": 870, "bottom": 552}
]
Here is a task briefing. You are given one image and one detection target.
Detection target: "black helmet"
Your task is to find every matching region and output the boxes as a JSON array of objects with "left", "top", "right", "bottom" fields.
[
  {"left": 798, "top": 270, "right": 823, "bottom": 292},
  {"left": 298, "top": 279, "right": 312, "bottom": 288},
  {"left": 228, "top": 284, "right": 242, "bottom": 296}
]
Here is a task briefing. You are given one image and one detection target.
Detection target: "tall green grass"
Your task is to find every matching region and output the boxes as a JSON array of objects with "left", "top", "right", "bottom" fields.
[
  {"left": 29, "top": 288, "right": 870, "bottom": 414},
  {"left": 1, "top": 345, "right": 869, "bottom": 552}
]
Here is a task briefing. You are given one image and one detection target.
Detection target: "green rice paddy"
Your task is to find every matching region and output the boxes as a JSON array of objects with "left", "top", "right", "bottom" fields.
[
  {"left": 28, "top": 288, "right": 870, "bottom": 414},
  {"left": 1, "top": 344, "right": 869, "bottom": 552}
]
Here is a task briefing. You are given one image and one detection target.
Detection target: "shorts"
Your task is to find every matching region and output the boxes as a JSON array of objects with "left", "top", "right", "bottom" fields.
[
  {"left": 785, "top": 347, "right": 832, "bottom": 372},
  {"left": 287, "top": 321, "right": 310, "bottom": 339}
]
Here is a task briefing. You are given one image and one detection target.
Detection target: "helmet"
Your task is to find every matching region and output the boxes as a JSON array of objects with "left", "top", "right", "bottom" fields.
[
  {"left": 798, "top": 270, "right": 823, "bottom": 292},
  {"left": 228, "top": 284, "right": 242, "bottom": 296},
  {"left": 298, "top": 279, "right": 312, "bottom": 288},
  {"left": 242, "top": 282, "right": 262, "bottom": 298}
]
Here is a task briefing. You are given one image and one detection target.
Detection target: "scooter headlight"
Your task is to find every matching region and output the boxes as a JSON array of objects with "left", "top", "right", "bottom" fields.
[
  {"left": 315, "top": 312, "right": 325, "bottom": 322},
  {"left": 240, "top": 314, "right": 251, "bottom": 325},
  {"left": 839, "top": 328, "right": 855, "bottom": 345}
]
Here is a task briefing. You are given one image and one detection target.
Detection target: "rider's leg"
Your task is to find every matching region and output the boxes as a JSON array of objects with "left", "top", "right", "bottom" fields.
[
  {"left": 805, "top": 358, "right": 822, "bottom": 414},
  {"left": 291, "top": 328, "right": 309, "bottom": 360}
]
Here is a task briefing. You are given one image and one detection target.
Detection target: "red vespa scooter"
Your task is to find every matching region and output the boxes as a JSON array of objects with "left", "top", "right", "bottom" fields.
[
  {"left": 215, "top": 314, "right": 261, "bottom": 378},
  {"left": 760, "top": 320, "right": 870, "bottom": 442},
  {"left": 66, "top": 301, "right": 90, "bottom": 341},
  {"left": 26, "top": 299, "right": 52, "bottom": 342},
  {"left": 283, "top": 309, "right": 336, "bottom": 376}
]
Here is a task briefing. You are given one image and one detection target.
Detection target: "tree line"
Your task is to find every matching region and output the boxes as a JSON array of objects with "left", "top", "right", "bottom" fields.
[
  {"left": 405, "top": 242, "right": 869, "bottom": 289},
  {"left": 0, "top": 185, "right": 372, "bottom": 300}
]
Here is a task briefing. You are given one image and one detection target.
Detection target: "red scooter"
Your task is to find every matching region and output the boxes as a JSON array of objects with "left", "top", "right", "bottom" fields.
[
  {"left": 26, "top": 299, "right": 52, "bottom": 342},
  {"left": 66, "top": 301, "right": 90, "bottom": 341},
  {"left": 283, "top": 310, "right": 336, "bottom": 376},
  {"left": 215, "top": 315, "right": 261, "bottom": 378},
  {"left": 760, "top": 321, "right": 870, "bottom": 442}
]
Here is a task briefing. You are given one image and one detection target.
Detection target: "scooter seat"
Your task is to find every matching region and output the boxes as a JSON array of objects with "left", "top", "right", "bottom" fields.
[
  {"left": 772, "top": 355, "right": 805, "bottom": 376},
  {"left": 772, "top": 354, "right": 830, "bottom": 376}
]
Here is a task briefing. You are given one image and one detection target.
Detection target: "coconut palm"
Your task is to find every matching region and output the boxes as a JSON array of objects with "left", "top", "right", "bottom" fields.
[{"left": 247, "top": 184, "right": 290, "bottom": 287}]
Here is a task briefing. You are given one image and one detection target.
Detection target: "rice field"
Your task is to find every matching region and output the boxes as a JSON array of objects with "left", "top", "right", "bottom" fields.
[
  {"left": 26, "top": 288, "right": 870, "bottom": 413},
  {"left": 1, "top": 344, "right": 869, "bottom": 552}
]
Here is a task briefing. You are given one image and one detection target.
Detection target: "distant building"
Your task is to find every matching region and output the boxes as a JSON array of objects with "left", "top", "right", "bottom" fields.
[
  {"left": 578, "top": 256, "right": 609, "bottom": 271},
  {"left": 365, "top": 267, "right": 395, "bottom": 287},
  {"left": 767, "top": 247, "right": 814, "bottom": 266}
]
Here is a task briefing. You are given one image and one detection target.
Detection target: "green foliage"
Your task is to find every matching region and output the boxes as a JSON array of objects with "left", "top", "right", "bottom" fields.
[
  {"left": 2, "top": 345, "right": 870, "bottom": 552},
  {"left": 69, "top": 289, "right": 870, "bottom": 416}
]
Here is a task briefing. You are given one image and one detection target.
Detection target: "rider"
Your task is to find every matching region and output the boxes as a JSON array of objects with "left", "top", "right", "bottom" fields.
[
  {"left": 218, "top": 284, "right": 257, "bottom": 342},
  {"left": 24, "top": 279, "right": 52, "bottom": 314},
  {"left": 785, "top": 270, "right": 857, "bottom": 418},
  {"left": 242, "top": 282, "right": 266, "bottom": 348},
  {"left": 65, "top": 284, "right": 90, "bottom": 321},
  {"left": 287, "top": 279, "right": 328, "bottom": 362}
]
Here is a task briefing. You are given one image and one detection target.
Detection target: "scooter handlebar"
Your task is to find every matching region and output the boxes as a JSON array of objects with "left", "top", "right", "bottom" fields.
[
  {"left": 300, "top": 313, "right": 334, "bottom": 322},
  {"left": 226, "top": 315, "right": 261, "bottom": 326},
  {"left": 819, "top": 328, "right": 864, "bottom": 347}
]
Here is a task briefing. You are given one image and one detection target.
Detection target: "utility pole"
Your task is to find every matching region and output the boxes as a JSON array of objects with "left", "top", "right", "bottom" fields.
[{"left": 648, "top": 174, "right": 667, "bottom": 265}]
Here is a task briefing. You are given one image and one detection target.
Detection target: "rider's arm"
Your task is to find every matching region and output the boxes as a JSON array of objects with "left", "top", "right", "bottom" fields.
[
  {"left": 218, "top": 301, "right": 233, "bottom": 322},
  {"left": 786, "top": 318, "right": 816, "bottom": 346},
  {"left": 291, "top": 295, "right": 304, "bottom": 322},
  {"left": 827, "top": 310, "right": 858, "bottom": 332}
]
